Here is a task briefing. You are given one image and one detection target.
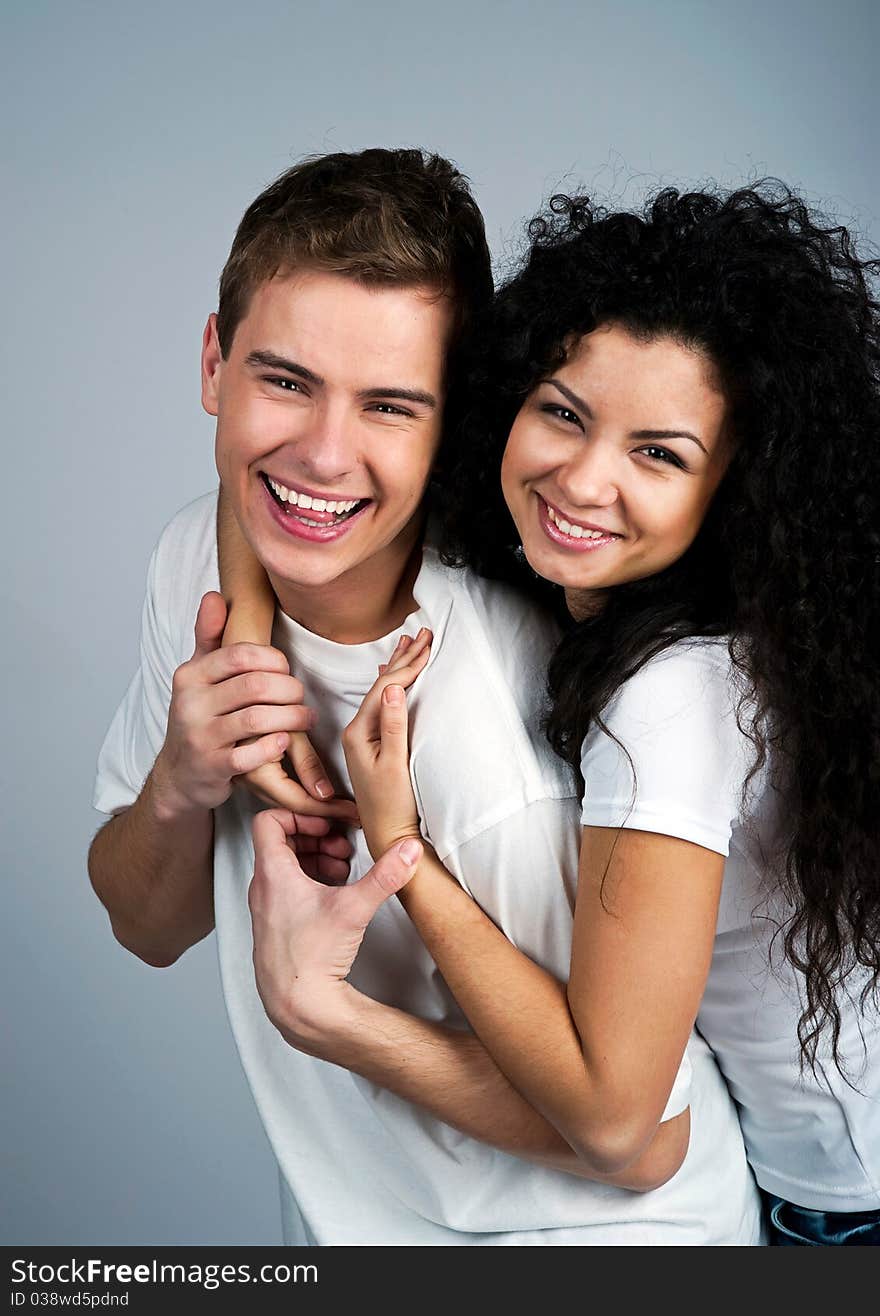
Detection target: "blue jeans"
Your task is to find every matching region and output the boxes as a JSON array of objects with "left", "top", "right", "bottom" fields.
[{"left": 763, "top": 1192, "right": 880, "bottom": 1246}]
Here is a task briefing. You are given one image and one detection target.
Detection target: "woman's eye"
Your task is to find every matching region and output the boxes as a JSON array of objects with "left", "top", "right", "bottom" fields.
[
  {"left": 639, "top": 445, "right": 685, "bottom": 469},
  {"left": 541, "top": 404, "right": 582, "bottom": 428}
]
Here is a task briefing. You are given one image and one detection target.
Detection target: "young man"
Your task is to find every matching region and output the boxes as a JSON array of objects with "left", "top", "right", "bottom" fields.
[{"left": 89, "top": 149, "right": 761, "bottom": 1244}]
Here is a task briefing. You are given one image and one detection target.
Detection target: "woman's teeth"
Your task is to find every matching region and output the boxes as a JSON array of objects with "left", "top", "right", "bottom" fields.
[{"left": 546, "top": 504, "right": 607, "bottom": 540}]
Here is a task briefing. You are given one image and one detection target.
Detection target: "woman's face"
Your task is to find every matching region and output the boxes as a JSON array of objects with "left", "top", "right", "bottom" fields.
[{"left": 500, "top": 323, "right": 732, "bottom": 616}]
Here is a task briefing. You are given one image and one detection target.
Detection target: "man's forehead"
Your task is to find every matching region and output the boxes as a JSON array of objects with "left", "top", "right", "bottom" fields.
[{"left": 238, "top": 270, "right": 452, "bottom": 383}]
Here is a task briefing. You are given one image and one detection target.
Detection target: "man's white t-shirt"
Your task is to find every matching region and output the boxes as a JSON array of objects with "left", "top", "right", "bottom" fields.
[
  {"left": 580, "top": 638, "right": 880, "bottom": 1213},
  {"left": 93, "top": 493, "right": 763, "bottom": 1245}
]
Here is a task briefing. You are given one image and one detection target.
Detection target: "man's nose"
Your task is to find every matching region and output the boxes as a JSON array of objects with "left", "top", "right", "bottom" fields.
[
  {"left": 557, "top": 436, "right": 619, "bottom": 508},
  {"left": 291, "top": 403, "right": 358, "bottom": 485}
]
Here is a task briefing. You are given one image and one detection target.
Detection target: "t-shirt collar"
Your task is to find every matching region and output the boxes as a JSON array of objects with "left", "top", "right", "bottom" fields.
[{"left": 271, "top": 543, "right": 445, "bottom": 686}]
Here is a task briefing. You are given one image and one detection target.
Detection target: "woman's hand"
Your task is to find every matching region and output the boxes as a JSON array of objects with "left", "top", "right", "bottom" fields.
[
  {"left": 234, "top": 731, "right": 360, "bottom": 827},
  {"left": 342, "top": 630, "right": 432, "bottom": 860}
]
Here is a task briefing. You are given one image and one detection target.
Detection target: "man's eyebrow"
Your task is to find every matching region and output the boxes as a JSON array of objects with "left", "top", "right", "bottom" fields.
[
  {"left": 631, "top": 428, "right": 708, "bottom": 455},
  {"left": 244, "top": 351, "right": 324, "bottom": 386},
  {"left": 242, "top": 352, "right": 435, "bottom": 407},
  {"left": 546, "top": 379, "right": 594, "bottom": 419},
  {"left": 547, "top": 380, "right": 708, "bottom": 454},
  {"left": 358, "top": 386, "right": 437, "bottom": 409}
]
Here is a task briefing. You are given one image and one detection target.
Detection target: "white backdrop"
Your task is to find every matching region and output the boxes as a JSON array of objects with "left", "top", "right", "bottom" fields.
[{"left": 3, "top": 0, "right": 878, "bottom": 1244}]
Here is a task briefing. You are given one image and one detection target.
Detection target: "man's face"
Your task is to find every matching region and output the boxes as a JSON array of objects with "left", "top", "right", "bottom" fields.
[{"left": 203, "top": 270, "right": 452, "bottom": 602}]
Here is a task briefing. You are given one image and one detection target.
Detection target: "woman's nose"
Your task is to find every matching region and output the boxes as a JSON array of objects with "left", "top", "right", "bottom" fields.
[{"left": 556, "top": 438, "right": 619, "bottom": 508}]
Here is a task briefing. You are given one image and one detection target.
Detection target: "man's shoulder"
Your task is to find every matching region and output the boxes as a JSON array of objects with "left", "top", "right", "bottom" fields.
[
  {"left": 422, "top": 547, "right": 561, "bottom": 664},
  {"left": 152, "top": 490, "right": 219, "bottom": 575},
  {"left": 423, "top": 551, "right": 562, "bottom": 730},
  {"left": 147, "top": 490, "right": 220, "bottom": 658},
  {"left": 410, "top": 554, "right": 576, "bottom": 858}
]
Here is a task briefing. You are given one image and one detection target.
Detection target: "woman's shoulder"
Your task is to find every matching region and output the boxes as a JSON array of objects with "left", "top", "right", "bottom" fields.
[
  {"left": 579, "top": 636, "right": 756, "bottom": 853},
  {"left": 602, "top": 637, "right": 736, "bottom": 727}
]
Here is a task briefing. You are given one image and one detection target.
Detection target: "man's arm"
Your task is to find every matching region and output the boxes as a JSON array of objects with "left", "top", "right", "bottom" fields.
[
  {"left": 290, "top": 978, "right": 688, "bottom": 1191},
  {"left": 89, "top": 567, "right": 316, "bottom": 968},
  {"left": 88, "top": 767, "right": 215, "bottom": 968},
  {"left": 250, "top": 809, "right": 687, "bottom": 1192}
]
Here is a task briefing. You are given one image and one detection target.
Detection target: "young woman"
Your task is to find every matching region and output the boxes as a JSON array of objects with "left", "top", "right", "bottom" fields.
[{"left": 223, "top": 183, "right": 880, "bottom": 1244}]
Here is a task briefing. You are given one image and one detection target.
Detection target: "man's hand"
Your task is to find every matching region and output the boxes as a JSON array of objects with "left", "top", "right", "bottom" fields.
[
  {"left": 282, "top": 816, "right": 354, "bottom": 885},
  {"left": 342, "top": 630, "right": 431, "bottom": 859},
  {"left": 248, "top": 808, "right": 422, "bottom": 1049},
  {"left": 151, "top": 592, "right": 319, "bottom": 817}
]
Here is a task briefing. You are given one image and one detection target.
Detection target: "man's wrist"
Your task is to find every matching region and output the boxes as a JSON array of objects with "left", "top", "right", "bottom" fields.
[
  {"left": 272, "top": 979, "right": 366, "bottom": 1059},
  {"left": 148, "top": 754, "right": 207, "bottom": 825}
]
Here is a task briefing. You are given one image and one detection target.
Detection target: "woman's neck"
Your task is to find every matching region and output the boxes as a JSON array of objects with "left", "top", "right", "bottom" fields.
[{"left": 564, "top": 587, "right": 607, "bottom": 621}]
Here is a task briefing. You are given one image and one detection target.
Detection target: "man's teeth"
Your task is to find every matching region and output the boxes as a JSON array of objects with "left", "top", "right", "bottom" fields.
[
  {"left": 267, "top": 477, "right": 361, "bottom": 515},
  {"left": 546, "top": 505, "right": 608, "bottom": 540}
]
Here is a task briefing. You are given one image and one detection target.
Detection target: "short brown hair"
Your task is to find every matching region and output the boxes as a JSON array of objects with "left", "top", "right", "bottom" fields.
[{"left": 216, "top": 147, "right": 492, "bottom": 358}]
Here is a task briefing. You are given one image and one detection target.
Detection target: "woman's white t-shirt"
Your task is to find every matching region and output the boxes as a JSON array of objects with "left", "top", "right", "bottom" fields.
[{"left": 580, "top": 638, "right": 880, "bottom": 1212}]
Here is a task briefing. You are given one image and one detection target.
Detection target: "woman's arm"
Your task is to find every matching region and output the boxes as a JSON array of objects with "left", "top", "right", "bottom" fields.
[
  {"left": 251, "top": 807, "right": 689, "bottom": 1191},
  {"left": 217, "top": 484, "right": 276, "bottom": 646},
  {"left": 343, "top": 648, "right": 723, "bottom": 1177},
  {"left": 398, "top": 830, "right": 720, "bottom": 1174},
  {"left": 216, "top": 487, "right": 358, "bottom": 822}
]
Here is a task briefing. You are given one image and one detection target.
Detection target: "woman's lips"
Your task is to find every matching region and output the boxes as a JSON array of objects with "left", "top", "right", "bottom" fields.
[{"left": 536, "top": 494, "right": 621, "bottom": 552}]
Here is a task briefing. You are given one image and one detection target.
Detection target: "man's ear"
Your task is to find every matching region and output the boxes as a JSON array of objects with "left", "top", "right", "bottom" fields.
[{"left": 201, "top": 313, "right": 223, "bottom": 416}]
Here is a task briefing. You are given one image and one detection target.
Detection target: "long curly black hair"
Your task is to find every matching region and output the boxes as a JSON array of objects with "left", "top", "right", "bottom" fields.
[{"left": 436, "top": 182, "right": 880, "bottom": 1074}]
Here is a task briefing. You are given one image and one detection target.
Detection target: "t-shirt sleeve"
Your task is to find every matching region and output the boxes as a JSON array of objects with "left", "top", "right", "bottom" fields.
[
  {"left": 580, "top": 644, "right": 750, "bottom": 858},
  {"left": 92, "top": 540, "right": 182, "bottom": 816}
]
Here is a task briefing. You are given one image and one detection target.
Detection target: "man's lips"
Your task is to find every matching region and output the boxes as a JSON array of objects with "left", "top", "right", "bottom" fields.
[
  {"left": 261, "top": 472, "right": 370, "bottom": 510},
  {"left": 259, "top": 474, "right": 372, "bottom": 542}
]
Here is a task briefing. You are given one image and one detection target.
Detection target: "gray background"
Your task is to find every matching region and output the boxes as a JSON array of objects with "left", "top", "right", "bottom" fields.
[{"left": 3, "top": 0, "right": 878, "bottom": 1244}]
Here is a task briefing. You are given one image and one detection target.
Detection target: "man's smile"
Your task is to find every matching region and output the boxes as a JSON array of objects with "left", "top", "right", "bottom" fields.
[{"left": 259, "top": 471, "right": 374, "bottom": 541}]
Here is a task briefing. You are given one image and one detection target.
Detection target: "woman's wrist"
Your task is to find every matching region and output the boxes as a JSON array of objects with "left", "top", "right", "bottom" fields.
[
  {"left": 396, "top": 843, "right": 462, "bottom": 911},
  {"left": 221, "top": 600, "right": 274, "bottom": 648},
  {"left": 364, "top": 820, "right": 424, "bottom": 863}
]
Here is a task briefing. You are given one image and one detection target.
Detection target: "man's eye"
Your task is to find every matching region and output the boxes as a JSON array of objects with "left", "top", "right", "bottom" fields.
[
  {"left": 372, "top": 403, "right": 412, "bottom": 417},
  {"left": 267, "top": 376, "right": 303, "bottom": 393},
  {"left": 639, "top": 445, "right": 685, "bottom": 469}
]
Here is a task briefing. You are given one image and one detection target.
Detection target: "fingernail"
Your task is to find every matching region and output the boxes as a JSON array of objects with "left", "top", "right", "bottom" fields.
[
  {"left": 399, "top": 838, "right": 422, "bottom": 864},
  {"left": 384, "top": 684, "right": 403, "bottom": 704},
  {"left": 315, "top": 779, "right": 333, "bottom": 799}
]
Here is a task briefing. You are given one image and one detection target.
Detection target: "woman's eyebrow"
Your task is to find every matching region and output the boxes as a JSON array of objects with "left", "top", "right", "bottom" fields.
[
  {"left": 631, "top": 428, "right": 708, "bottom": 455},
  {"left": 547, "top": 379, "right": 593, "bottom": 418},
  {"left": 548, "top": 380, "right": 708, "bottom": 454}
]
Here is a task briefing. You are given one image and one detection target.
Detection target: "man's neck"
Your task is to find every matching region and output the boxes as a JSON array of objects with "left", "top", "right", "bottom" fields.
[{"left": 268, "top": 520, "right": 426, "bottom": 644}]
